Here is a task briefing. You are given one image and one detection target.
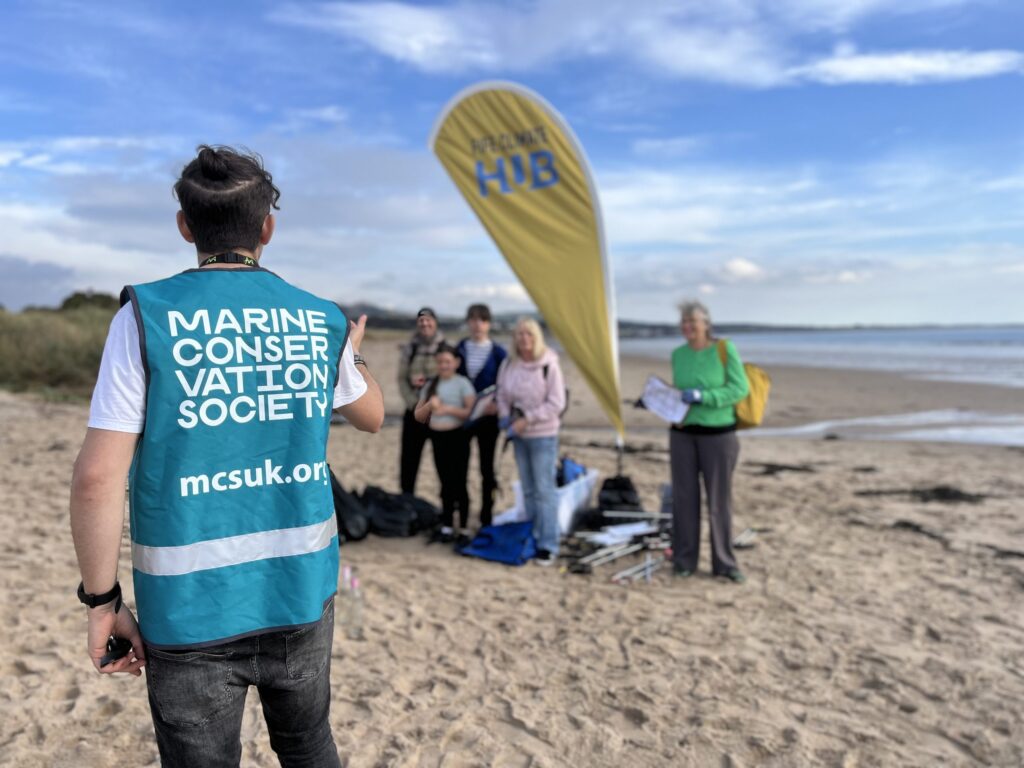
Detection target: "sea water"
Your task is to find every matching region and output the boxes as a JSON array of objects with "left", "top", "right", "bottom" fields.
[
  {"left": 621, "top": 326, "right": 1024, "bottom": 389},
  {"left": 620, "top": 326, "right": 1024, "bottom": 446}
]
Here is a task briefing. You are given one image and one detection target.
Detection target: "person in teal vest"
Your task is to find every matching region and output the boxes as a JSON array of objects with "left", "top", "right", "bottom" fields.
[{"left": 70, "top": 145, "right": 384, "bottom": 767}]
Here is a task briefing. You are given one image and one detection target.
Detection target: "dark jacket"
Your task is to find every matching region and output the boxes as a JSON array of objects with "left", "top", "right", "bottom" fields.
[{"left": 456, "top": 338, "right": 508, "bottom": 392}]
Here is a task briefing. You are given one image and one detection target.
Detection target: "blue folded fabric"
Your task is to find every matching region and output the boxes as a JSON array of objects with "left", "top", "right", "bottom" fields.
[{"left": 458, "top": 522, "right": 537, "bottom": 566}]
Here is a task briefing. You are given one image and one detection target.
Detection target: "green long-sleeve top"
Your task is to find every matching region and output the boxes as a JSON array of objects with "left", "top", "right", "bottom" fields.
[{"left": 671, "top": 339, "right": 750, "bottom": 428}]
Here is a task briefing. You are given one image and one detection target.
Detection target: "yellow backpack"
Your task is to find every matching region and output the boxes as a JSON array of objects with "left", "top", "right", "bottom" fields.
[{"left": 717, "top": 340, "right": 771, "bottom": 429}]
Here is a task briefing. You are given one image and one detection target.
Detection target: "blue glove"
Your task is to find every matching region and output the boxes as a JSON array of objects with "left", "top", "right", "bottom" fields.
[
  {"left": 681, "top": 389, "right": 703, "bottom": 404},
  {"left": 498, "top": 416, "right": 512, "bottom": 430}
]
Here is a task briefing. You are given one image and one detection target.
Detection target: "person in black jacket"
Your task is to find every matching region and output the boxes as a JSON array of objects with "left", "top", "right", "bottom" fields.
[{"left": 455, "top": 304, "right": 508, "bottom": 528}]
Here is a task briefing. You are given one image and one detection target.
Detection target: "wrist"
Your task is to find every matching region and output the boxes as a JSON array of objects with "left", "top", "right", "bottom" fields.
[
  {"left": 78, "top": 580, "right": 122, "bottom": 613},
  {"left": 353, "top": 353, "right": 367, "bottom": 367}
]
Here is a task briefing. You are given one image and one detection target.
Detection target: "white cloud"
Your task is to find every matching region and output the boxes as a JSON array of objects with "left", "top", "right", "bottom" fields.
[
  {"left": 630, "top": 18, "right": 790, "bottom": 86},
  {"left": 2, "top": 122, "right": 1022, "bottom": 322},
  {"left": 0, "top": 201, "right": 173, "bottom": 295},
  {"left": 794, "top": 46, "right": 1024, "bottom": 84},
  {"left": 47, "top": 136, "right": 172, "bottom": 153},
  {"left": 769, "top": 0, "right": 973, "bottom": 33},
  {"left": 803, "top": 269, "right": 872, "bottom": 284},
  {"left": 273, "top": 1, "right": 791, "bottom": 83},
  {"left": 271, "top": 1, "right": 1022, "bottom": 89},
  {"left": 0, "top": 150, "right": 24, "bottom": 168},
  {"left": 983, "top": 174, "right": 1024, "bottom": 191},
  {"left": 599, "top": 167, "right": 829, "bottom": 247},
  {"left": 16, "top": 153, "right": 92, "bottom": 176},
  {"left": 632, "top": 136, "right": 705, "bottom": 158},
  {"left": 273, "top": 2, "right": 500, "bottom": 73},
  {"left": 452, "top": 282, "right": 529, "bottom": 301},
  {"left": 272, "top": 105, "right": 350, "bottom": 133},
  {"left": 295, "top": 106, "right": 348, "bottom": 124},
  {"left": 0, "top": 135, "right": 183, "bottom": 176},
  {"left": 720, "top": 257, "right": 766, "bottom": 281}
]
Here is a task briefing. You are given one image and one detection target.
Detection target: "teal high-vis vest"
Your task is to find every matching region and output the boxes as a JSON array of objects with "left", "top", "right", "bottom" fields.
[{"left": 122, "top": 267, "right": 348, "bottom": 648}]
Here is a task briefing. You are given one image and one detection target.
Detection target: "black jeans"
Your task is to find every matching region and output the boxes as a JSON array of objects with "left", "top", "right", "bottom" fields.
[
  {"left": 429, "top": 428, "right": 470, "bottom": 529},
  {"left": 400, "top": 408, "right": 431, "bottom": 494},
  {"left": 466, "top": 414, "right": 499, "bottom": 526},
  {"left": 145, "top": 600, "right": 340, "bottom": 768}
]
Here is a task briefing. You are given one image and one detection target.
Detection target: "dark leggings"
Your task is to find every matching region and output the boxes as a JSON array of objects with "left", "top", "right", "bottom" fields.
[
  {"left": 400, "top": 409, "right": 430, "bottom": 494},
  {"left": 466, "top": 415, "right": 499, "bottom": 526},
  {"left": 429, "top": 428, "right": 470, "bottom": 529}
]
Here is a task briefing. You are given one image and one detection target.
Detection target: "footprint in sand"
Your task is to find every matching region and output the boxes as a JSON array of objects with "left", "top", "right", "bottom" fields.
[
  {"left": 619, "top": 705, "right": 648, "bottom": 727},
  {"left": 11, "top": 660, "right": 38, "bottom": 677},
  {"left": 94, "top": 697, "right": 123, "bottom": 718}
]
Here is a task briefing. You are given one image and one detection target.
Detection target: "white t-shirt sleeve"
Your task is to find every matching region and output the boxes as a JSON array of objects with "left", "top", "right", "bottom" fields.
[
  {"left": 333, "top": 340, "right": 367, "bottom": 409},
  {"left": 88, "top": 304, "right": 147, "bottom": 433}
]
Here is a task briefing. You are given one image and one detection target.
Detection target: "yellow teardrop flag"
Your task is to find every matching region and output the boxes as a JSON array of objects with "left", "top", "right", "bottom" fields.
[{"left": 430, "top": 81, "right": 624, "bottom": 438}]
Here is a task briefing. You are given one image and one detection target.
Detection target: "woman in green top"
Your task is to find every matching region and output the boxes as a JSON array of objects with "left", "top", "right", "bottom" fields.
[{"left": 670, "top": 301, "right": 750, "bottom": 583}]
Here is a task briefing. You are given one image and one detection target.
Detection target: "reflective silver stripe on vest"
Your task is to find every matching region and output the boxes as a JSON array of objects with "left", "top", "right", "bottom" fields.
[{"left": 132, "top": 516, "right": 338, "bottom": 577}]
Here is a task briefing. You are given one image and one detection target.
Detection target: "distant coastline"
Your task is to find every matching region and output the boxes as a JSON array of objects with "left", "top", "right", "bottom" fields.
[
  {"left": 6, "top": 291, "right": 1022, "bottom": 338},
  {"left": 335, "top": 302, "right": 1024, "bottom": 338}
]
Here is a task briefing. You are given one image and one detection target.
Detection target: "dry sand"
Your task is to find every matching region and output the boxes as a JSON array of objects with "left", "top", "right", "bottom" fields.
[{"left": 1, "top": 334, "right": 1022, "bottom": 767}]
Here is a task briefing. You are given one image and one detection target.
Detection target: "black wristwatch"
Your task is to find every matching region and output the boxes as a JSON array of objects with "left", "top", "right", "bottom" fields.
[
  {"left": 353, "top": 354, "right": 367, "bottom": 367},
  {"left": 77, "top": 581, "right": 122, "bottom": 612}
]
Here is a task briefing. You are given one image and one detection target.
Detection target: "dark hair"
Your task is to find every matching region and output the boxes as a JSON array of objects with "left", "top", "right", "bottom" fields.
[
  {"left": 174, "top": 145, "right": 281, "bottom": 254},
  {"left": 434, "top": 342, "right": 459, "bottom": 358},
  {"left": 466, "top": 303, "right": 491, "bottom": 321},
  {"left": 424, "top": 344, "right": 460, "bottom": 400}
]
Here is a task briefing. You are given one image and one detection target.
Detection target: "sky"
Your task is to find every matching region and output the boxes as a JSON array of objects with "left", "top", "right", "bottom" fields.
[{"left": 1, "top": 0, "right": 1023, "bottom": 325}]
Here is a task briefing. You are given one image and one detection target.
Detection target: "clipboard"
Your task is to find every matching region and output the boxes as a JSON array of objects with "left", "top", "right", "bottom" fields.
[{"left": 640, "top": 376, "right": 689, "bottom": 424}]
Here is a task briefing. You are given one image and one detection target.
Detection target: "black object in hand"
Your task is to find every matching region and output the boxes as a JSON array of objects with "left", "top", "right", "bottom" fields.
[{"left": 100, "top": 636, "right": 133, "bottom": 667}]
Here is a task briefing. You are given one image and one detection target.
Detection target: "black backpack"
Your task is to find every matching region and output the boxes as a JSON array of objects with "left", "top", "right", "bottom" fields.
[
  {"left": 406, "top": 494, "right": 441, "bottom": 533},
  {"left": 598, "top": 475, "right": 642, "bottom": 511},
  {"left": 361, "top": 486, "right": 441, "bottom": 538},
  {"left": 329, "top": 467, "right": 369, "bottom": 542}
]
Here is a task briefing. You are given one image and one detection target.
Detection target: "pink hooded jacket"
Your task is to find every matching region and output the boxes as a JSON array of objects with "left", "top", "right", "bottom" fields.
[{"left": 496, "top": 348, "right": 566, "bottom": 439}]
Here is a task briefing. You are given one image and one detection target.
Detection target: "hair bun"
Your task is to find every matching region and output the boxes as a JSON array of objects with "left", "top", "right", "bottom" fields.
[{"left": 198, "top": 146, "right": 230, "bottom": 181}]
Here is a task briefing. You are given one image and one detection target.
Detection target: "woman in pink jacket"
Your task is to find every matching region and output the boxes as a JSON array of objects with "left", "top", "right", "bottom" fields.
[{"left": 496, "top": 317, "right": 566, "bottom": 565}]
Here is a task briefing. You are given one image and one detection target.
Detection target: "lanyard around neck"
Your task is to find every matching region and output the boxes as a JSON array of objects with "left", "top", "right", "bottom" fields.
[{"left": 198, "top": 252, "right": 258, "bottom": 268}]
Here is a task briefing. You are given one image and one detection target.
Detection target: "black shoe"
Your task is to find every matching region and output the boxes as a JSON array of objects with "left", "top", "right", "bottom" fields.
[
  {"left": 534, "top": 549, "right": 556, "bottom": 566},
  {"left": 673, "top": 566, "right": 694, "bottom": 578},
  {"left": 427, "top": 527, "right": 455, "bottom": 545},
  {"left": 718, "top": 568, "right": 746, "bottom": 584},
  {"left": 454, "top": 533, "right": 472, "bottom": 550}
]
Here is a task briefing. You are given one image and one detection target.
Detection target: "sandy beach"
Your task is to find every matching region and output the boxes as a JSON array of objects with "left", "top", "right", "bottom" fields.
[{"left": 2, "top": 335, "right": 1022, "bottom": 767}]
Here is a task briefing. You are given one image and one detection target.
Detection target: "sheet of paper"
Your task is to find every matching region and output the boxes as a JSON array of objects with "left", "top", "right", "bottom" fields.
[
  {"left": 466, "top": 386, "right": 497, "bottom": 425},
  {"left": 641, "top": 375, "right": 689, "bottom": 424}
]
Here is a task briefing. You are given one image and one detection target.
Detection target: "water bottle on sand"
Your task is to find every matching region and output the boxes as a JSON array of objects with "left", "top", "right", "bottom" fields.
[
  {"left": 338, "top": 565, "right": 354, "bottom": 634},
  {"left": 345, "top": 577, "right": 364, "bottom": 641}
]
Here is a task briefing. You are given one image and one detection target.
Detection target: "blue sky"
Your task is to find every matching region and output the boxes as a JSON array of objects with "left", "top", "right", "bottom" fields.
[{"left": 1, "top": 0, "right": 1023, "bottom": 324}]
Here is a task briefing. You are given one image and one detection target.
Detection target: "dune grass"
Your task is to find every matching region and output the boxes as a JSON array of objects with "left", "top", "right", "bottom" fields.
[{"left": 0, "top": 306, "right": 115, "bottom": 397}]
